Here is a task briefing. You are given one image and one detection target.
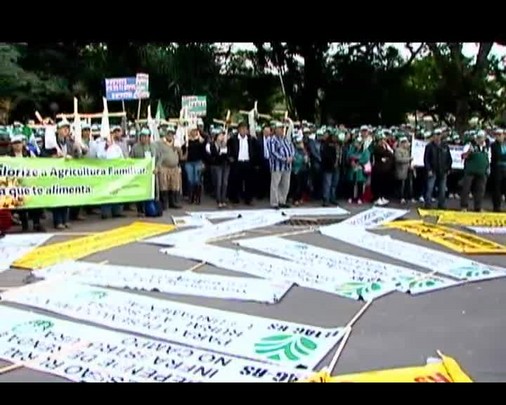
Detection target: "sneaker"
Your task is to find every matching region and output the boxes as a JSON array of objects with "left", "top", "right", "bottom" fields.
[
  {"left": 63, "top": 223, "right": 70, "bottom": 229},
  {"left": 449, "top": 194, "right": 454, "bottom": 199},
  {"left": 357, "top": 199, "right": 363, "bottom": 205},
  {"left": 55, "top": 224, "right": 65, "bottom": 230},
  {"left": 461, "top": 208, "right": 468, "bottom": 212},
  {"left": 348, "top": 198, "right": 353, "bottom": 204},
  {"left": 382, "top": 198, "right": 390, "bottom": 204},
  {"left": 374, "top": 198, "right": 383, "bottom": 206},
  {"left": 419, "top": 196, "right": 425, "bottom": 203},
  {"left": 411, "top": 199, "right": 417, "bottom": 203},
  {"left": 400, "top": 198, "right": 407, "bottom": 204}
]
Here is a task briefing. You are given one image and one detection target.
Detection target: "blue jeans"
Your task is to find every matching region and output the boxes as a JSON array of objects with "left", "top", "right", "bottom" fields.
[
  {"left": 185, "top": 161, "right": 203, "bottom": 188},
  {"left": 322, "top": 170, "right": 340, "bottom": 203},
  {"left": 52, "top": 207, "right": 69, "bottom": 227},
  {"left": 425, "top": 174, "right": 447, "bottom": 209},
  {"left": 101, "top": 204, "right": 123, "bottom": 218}
]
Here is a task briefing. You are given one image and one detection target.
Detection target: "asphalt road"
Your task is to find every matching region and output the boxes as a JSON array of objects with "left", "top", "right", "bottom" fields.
[{"left": 0, "top": 198, "right": 505, "bottom": 382}]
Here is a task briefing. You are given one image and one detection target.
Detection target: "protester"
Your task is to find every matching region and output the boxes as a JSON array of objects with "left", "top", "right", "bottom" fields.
[
  {"left": 289, "top": 133, "right": 310, "bottom": 206},
  {"left": 269, "top": 122, "right": 295, "bottom": 209},
  {"left": 308, "top": 129, "right": 323, "bottom": 200},
  {"left": 372, "top": 132, "right": 395, "bottom": 206},
  {"left": 8, "top": 135, "right": 45, "bottom": 232},
  {"left": 491, "top": 128, "right": 506, "bottom": 212},
  {"left": 459, "top": 131, "right": 489, "bottom": 212},
  {"left": 394, "top": 136, "right": 414, "bottom": 204},
  {"left": 182, "top": 126, "right": 206, "bottom": 205},
  {"left": 347, "top": 137, "right": 370, "bottom": 204},
  {"left": 227, "top": 121, "right": 256, "bottom": 205},
  {"left": 156, "top": 129, "right": 182, "bottom": 210},
  {"left": 321, "top": 130, "right": 340, "bottom": 206},
  {"left": 423, "top": 130, "right": 453, "bottom": 210},
  {"left": 130, "top": 128, "right": 157, "bottom": 215},
  {"left": 43, "top": 120, "right": 81, "bottom": 230},
  {"left": 97, "top": 127, "right": 126, "bottom": 219},
  {"left": 207, "top": 129, "right": 230, "bottom": 208},
  {"left": 257, "top": 124, "right": 272, "bottom": 200}
]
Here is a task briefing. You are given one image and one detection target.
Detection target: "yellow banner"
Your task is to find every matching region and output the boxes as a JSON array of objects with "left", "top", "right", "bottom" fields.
[
  {"left": 418, "top": 209, "right": 506, "bottom": 227},
  {"left": 12, "top": 222, "right": 175, "bottom": 270},
  {"left": 303, "top": 354, "right": 472, "bottom": 383},
  {"left": 384, "top": 220, "right": 506, "bottom": 254}
]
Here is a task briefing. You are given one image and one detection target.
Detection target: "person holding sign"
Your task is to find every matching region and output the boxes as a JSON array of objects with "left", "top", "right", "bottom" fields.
[
  {"left": 460, "top": 130, "right": 489, "bottom": 212},
  {"left": 206, "top": 128, "right": 230, "bottom": 208},
  {"left": 423, "top": 130, "right": 452, "bottom": 210},
  {"left": 130, "top": 128, "right": 157, "bottom": 215},
  {"left": 491, "top": 128, "right": 506, "bottom": 212}
]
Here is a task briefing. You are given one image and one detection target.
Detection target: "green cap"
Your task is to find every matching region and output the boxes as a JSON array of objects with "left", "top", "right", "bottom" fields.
[{"left": 140, "top": 128, "right": 151, "bottom": 136}]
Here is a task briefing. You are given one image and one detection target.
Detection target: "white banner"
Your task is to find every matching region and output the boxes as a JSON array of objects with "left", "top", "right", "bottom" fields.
[
  {"left": 0, "top": 306, "right": 311, "bottom": 382},
  {"left": 33, "top": 261, "right": 293, "bottom": 304},
  {"left": 189, "top": 207, "right": 350, "bottom": 221},
  {"left": 320, "top": 207, "right": 408, "bottom": 230},
  {"left": 411, "top": 139, "right": 466, "bottom": 170},
  {"left": 320, "top": 224, "right": 506, "bottom": 282},
  {"left": 466, "top": 226, "right": 506, "bottom": 235},
  {"left": 1, "top": 281, "right": 344, "bottom": 370},
  {"left": 163, "top": 245, "right": 396, "bottom": 301},
  {"left": 235, "top": 236, "right": 461, "bottom": 295},
  {"left": 172, "top": 215, "right": 213, "bottom": 228},
  {"left": 0, "top": 234, "right": 53, "bottom": 272},
  {"left": 146, "top": 212, "right": 287, "bottom": 246}
]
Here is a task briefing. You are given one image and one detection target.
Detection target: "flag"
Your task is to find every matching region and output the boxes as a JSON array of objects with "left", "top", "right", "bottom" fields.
[
  {"left": 100, "top": 97, "right": 110, "bottom": 140},
  {"left": 147, "top": 104, "right": 160, "bottom": 142},
  {"left": 155, "top": 100, "right": 166, "bottom": 121}
]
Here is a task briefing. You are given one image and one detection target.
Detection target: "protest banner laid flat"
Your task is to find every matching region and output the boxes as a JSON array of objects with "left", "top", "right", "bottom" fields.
[
  {"left": 418, "top": 209, "right": 506, "bottom": 228},
  {"left": 12, "top": 222, "right": 175, "bottom": 270},
  {"left": 0, "top": 305, "right": 311, "bottom": 382},
  {"left": 0, "top": 157, "right": 155, "bottom": 209},
  {"left": 303, "top": 353, "right": 472, "bottom": 382},
  {"left": 0, "top": 234, "right": 54, "bottom": 272},
  {"left": 33, "top": 261, "right": 293, "bottom": 304},
  {"left": 0, "top": 281, "right": 345, "bottom": 370}
]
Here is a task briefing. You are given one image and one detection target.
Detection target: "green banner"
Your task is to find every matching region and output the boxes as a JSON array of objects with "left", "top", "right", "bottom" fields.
[
  {"left": 0, "top": 157, "right": 154, "bottom": 209},
  {"left": 181, "top": 95, "right": 207, "bottom": 117}
]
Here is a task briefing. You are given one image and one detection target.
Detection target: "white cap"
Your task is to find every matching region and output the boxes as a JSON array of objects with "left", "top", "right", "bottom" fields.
[
  {"left": 399, "top": 136, "right": 409, "bottom": 143},
  {"left": 57, "top": 120, "right": 71, "bottom": 129},
  {"left": 197, "top": 118, "right": 204, "bottom": 126},
  {"left": 360, "top": 125, "right": 368, "bottom": 131},
  {"left": 10, "top": 134, "right": 24, "bottom": 143},
  {"left": 434, "top": 129, "right": 442, "bottom": 135}
]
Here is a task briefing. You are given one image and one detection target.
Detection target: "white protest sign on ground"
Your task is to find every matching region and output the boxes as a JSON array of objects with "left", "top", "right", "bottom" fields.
[
  {"left": 172, "top": 215, "right": 213, "bottom": 228},
  {"left": 321, "top": 207, "right": 408, "bottom": 230},
  {"left": 0, "top": 234, "right": 54, "bottom": 272},
  {"left": 0, "top": 306, "right": 311, "bottom": 382},
  {"left": 411, "top": 139, "right": 467, "bottom": 169},
  {"left": 189, "top": 207, "right": 350, "bottom": 221},
  {"left": 146, "top": 212, "right": 287, "bottom": 246},
  {"left": 33, "top": 261, "right": 292, "bottom": 304},
  {"left": 320, "top": 224, "right": 506, "bottom": 283},
  {"left": 1, "top": 281, "right": 344, "bottom": 370},
  {"left": 466, "top": 227, "right": 506, "bottom": 235},
  {"left": 163, "top": 245, "right": 396, "bottom": 301},
  {"left": 235, "top": 236, "right": 461, "bottom": 295}
]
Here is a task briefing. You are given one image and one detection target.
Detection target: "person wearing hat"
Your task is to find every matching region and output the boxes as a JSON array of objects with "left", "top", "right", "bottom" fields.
[
  {"left": 460, "top": 130, "right": 489, "bottom": 212},
  {"left": 394, "top": 136, "right": 414, "bottom": 204},
  {"left": 320, "top": 129, "right": 343, "bottom": 206},
  {"left": 206, "top": 128, "right": 231, "bottom": 208},
  {"left": 226, "top": 121, "right": 257, "bottom": 205},
  {"left": 371, "top": 132, "right": 395, "bottom": 206},
  {"left": 130, "top": 128, "right": 158, "bottom": 215},
  {"left": 268, "top": 121, "right": 295, "bottom": 209},
  {"left": 256, "top": 124, "right": 273, "bottom": 200},
  {"left": 42, "top": 119, "right": 81, "bottom": 230},
  {"left": 423, "top": 128, "right": 452, "bottom": 209},
  {"left": 490, "top": 128, "right": 506, "bottom": 212},
  {"left": 289, "top": 132, "right": 309, "bottom": 206},
  {"left": 156, "top": 128, "right": 183, "bottom": 210},
  {"left": 346, "top": 136, "right": 370, "bottom": 204},
  {"left": 181, "top": 125, "right": 206, "bottom": 205},
  {"left": 7, "top": 135, "right": 45, "bottom": 232}
]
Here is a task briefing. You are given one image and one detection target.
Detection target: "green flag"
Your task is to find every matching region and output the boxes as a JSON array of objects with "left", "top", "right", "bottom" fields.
[{"left": 155, "top": 100, "right": 165, "bottom": 121}]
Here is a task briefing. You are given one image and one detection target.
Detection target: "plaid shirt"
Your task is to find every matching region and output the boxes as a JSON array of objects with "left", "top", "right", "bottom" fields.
[{"left": 269, "top": 135, "right": 295, "bottom": 172}]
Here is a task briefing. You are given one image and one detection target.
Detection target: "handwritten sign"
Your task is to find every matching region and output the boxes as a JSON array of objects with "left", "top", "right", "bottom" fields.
[
  {"left": 105, "top": 73, "right": 150, "bottom": 101},
  {"left": 182, "top": 96, "right": 207, "bottom": 117},
  {"left": 320, "top": 207, "right": 408, "bottom": 230}
]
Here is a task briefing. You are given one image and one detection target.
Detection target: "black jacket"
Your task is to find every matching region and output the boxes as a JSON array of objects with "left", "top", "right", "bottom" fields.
[
  {"left": 321, "top": 141, "right": 337, "bottom": 172},
  {"left": 208, "top": 142, "right": 229, "bottom": 166},
  {"left": 423, "top": 141, "right": 452, "bottom": 175},
  {"left": 227, "top": 135, "right": 258, "bottom": 165},
  {"left": 490, "top": 141, "right": 506, "bottom": 171}
]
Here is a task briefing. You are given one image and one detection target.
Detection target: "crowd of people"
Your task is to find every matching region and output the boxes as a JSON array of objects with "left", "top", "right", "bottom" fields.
[{"left": 1, "top": 118, "right": 506, "bottom": 237}]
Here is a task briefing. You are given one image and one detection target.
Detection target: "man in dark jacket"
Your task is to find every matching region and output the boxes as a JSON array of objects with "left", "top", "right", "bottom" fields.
[
  {"left": 227, "top": 121, "right": 258, "bottom": 205},
  {"left": 321, "top": 130, "right": 341, "bottom": 206},
  {"left": 460, "top": 131, "right": 489, "bottom": 212},
  {"left": 490, "top": 129, "right": 506, "bottom": 212},
  {"left": 423, "top": 130, "right": 453, "bottom": 209},
  {"left": 256, "top": 124, "right": 272, "bottom": 200}
]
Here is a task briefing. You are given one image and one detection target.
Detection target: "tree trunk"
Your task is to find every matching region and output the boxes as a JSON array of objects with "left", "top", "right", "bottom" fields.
[{"left": 455, "top": 99, "right": 470, "bottom": 133}]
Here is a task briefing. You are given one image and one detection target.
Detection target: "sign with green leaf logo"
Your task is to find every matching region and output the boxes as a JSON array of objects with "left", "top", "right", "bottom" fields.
[
  {"left": 254, "top": 334, "right": 318, "bottom": 362},
  {"left": 12, "top": 320, "right": 54, "bottom": 334}
]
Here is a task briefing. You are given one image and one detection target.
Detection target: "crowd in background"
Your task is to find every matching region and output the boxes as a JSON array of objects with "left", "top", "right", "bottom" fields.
[{"left": 1, "top": 118, "right": 506, "bottom": 236}]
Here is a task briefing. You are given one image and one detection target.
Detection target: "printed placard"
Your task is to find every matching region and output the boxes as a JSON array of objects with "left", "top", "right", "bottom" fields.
[{"left": 1, "top": 281, "right": 344, "bottom": 370}]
